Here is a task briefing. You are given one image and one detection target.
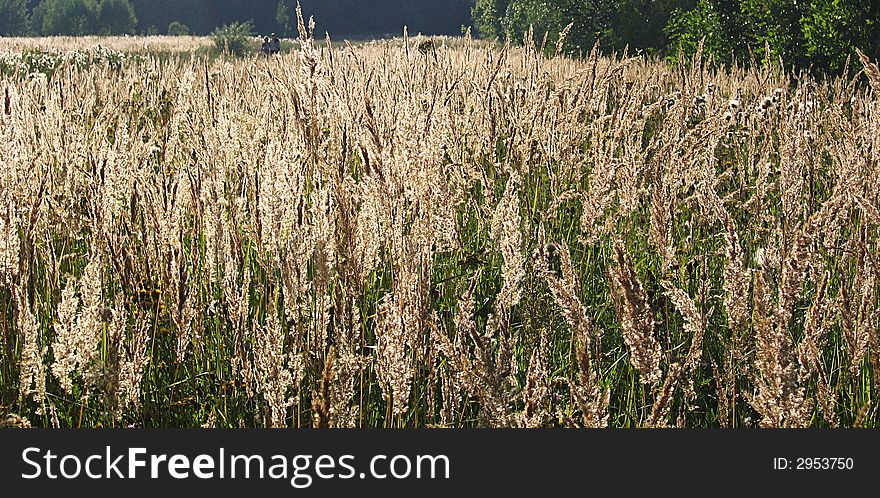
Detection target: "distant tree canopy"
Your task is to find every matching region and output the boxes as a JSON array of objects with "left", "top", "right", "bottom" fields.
[
  {"left": 28, "top": 0, "right": 135, "bottom": 36},
  {"left": 473, "top": 0, "right": 691, "bottom": 53},
  {"left": 0, "top": 0, "right": 30, "bottom": 36},
  {"left": 474, "top": 0, "right": 880, "bottom": 72},
  {"left": 126, "top": 0, "right": 473, "bottom": 37},
  {"left": 35, "top": 0, "right": 99, "bottom": 36},
  {"left": 96, "top": 0, "right": 137, "bottom": 35},
  {"left": 2, "top": 1, "right": 474, "bottom": 37}
]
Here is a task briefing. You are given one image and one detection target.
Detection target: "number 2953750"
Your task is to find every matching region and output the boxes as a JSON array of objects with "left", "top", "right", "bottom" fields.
[{"left": 773, "top": 457, "right": 854, "bottom": 470}]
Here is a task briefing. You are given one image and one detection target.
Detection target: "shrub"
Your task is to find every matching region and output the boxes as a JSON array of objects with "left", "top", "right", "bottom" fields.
[
  {"left": 167, "top": 20, "right": 189, "bottom": 36},
  {"left": 210, "top": 20, "right": 254, "bottom": 57}
]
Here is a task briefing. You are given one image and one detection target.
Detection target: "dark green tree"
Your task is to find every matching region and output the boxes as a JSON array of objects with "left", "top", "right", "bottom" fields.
[
  {"left": 475, "top": 1, "right": 694, "bottom": 54},
  {"left": 606, "top": 1, "right": 695, "bottom": 53},
  {"left": 710, "top": 0, "right": 751, "bottom": 58},
  {"left": 96, "top": 0, "right": 137, "bottom": 35},
  {"left": 665, "top": 0, "right": 726, "bottom": 59},
  {"left": 36, "top": 0, "right": 98, "bottom": 36},
  {"left": 740, "top": 0, "right": 807, "bottom": 67},
  {"left": 802, "top": 0, "right": 879, "bottom": 71},
  {"left": 473, "top": 0, "right": 509, "bottom": 38},
  {"left": 0, "top": 0, "right": 29, "bottom": 35},
  {"left": 500, "top": 0, "right": 616, "bottom": 52}
]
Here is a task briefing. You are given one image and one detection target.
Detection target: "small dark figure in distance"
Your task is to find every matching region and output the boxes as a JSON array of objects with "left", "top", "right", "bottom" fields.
[
  {"left": 269, "top": 33, "right": 281, "bottom": 55},
  {"left": 261, "top": 36, "right": 271, "bottom": 56}
]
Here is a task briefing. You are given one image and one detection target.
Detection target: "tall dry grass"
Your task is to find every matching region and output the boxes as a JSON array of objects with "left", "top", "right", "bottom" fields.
[{"left": 1, "top": 20, "right": 879, "bottom": 428}]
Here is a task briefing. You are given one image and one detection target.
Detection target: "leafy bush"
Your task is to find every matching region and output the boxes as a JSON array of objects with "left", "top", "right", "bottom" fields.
[
  {"left": 665, "top": 0, "right": 880, "bottom": 72},
  {"left": 475, "top": 0, "right": 879, "bottom": 72},
  {"left": 210, "top": 21, "right": 254, "bottom": 57},
  {"left": 473, "top": 0, "right": 507, "bottom": 39},
  {"left": 664, "top": 0, "right": 725, "bottom": 61},
  {"left": 167, "top": 20, "right": 189, "bottom": 36}
]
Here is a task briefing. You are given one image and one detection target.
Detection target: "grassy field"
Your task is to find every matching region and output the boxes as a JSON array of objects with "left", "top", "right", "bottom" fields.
[
  {"left": 0, "top": 35, "right": 213, "bottom": 54},
  {"left": 1, "top": 25, "right": 879, "bottom": 428}
]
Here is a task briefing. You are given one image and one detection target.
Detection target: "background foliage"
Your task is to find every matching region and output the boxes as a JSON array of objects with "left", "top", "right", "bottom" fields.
[{"left": 474, "top": 0, "right": 880, "bottom": 72}]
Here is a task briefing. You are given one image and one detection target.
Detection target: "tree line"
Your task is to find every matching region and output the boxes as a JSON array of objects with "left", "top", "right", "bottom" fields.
[
  {"left": 474, "top": 0, "right": 880, "bottom": 72},
  {"left": 0, "top": 0, "right": 473, "bottom": 38}
]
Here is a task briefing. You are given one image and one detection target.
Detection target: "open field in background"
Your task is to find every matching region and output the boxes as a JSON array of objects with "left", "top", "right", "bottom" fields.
[
  {"left": 0, "top": 33, "right": 492, "bottom": 70},
  {"left": 1, "top": 27, "right": 879, "bottom": 428},
  {"left": 0, "top": 36, "right": 214, "bottom": 54}
]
